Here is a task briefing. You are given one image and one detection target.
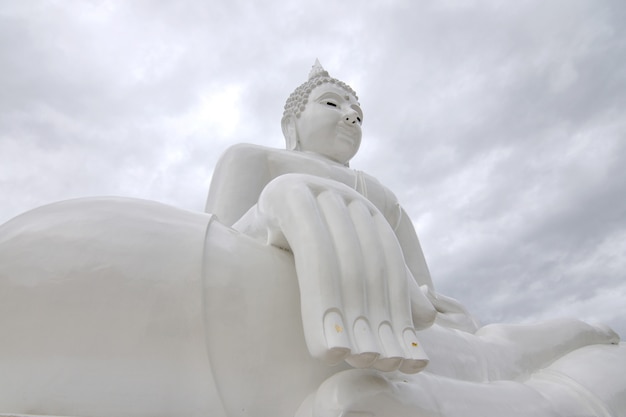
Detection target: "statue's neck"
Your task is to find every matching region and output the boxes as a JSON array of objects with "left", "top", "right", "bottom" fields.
[{"left": 297, "top": 150, "right": 349, "bottom": 167}]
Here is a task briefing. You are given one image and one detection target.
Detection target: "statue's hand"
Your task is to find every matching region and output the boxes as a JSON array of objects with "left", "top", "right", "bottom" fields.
[{"left": 235, "top": 173, "right": 429, "bottom": 374}]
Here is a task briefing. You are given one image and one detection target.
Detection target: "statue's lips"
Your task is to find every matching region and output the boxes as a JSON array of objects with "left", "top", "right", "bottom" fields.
[{"left": 336, "top": 123, "right": 360, "bottom": 143}]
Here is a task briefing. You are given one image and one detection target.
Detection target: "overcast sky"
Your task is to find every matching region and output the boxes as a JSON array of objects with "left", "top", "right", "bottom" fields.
[{"left": 1, "top": 0, "right": 624, "bottom": 337}]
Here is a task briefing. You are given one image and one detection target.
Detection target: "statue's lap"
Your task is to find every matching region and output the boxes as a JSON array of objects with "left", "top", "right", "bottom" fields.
[{"left": 0, "top": 197, "right": 339, "bottom": 417}]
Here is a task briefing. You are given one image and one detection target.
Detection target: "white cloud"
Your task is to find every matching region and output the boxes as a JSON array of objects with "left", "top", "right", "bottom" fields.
[{"left": 171, "top": 84, "right": 243, "bottom": 140}]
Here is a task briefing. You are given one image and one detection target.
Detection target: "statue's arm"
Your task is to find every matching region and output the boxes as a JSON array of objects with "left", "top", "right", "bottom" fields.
[
  {"left": 357, "top": 175, "right": 432, "bottom": 291},
  {"left": 393, "top": 209, "right": 434, "bottom": 290},
  {"left": 205, "top": 144, "right": 273, "bottom": 226},
  {"left": 394, "top": 204, "right": 478, "bottom": 332}
]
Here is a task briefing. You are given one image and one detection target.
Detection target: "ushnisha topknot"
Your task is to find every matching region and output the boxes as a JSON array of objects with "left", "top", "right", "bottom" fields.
[{"left": 283, "top": 59, "right": 359, "bottom": 120}]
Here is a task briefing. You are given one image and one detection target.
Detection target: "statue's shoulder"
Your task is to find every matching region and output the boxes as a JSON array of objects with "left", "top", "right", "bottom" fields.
[
  {"left": 215, "top": 144, "right": 284, "bottom": 176},
  {"left": 221, "top": 144, "right": 328, "bottom": 170},
  {"left": 219, "top": 143, "right": 274, "bottom": 161},
  {"left": 219, "top": 143, "right": 304, "bottom": 165}
]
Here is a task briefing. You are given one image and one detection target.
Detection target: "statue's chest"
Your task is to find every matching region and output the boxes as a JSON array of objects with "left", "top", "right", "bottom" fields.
[
  {"left": 268, "top": 153, "right": 358, "bottom": 190},
  {"left": 267, "top": 153, "right": 393, "bottom": 218}
]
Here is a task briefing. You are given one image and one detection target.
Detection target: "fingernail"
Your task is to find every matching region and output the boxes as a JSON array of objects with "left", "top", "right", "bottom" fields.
[
  {"left": 323, "top": 310, "right": 351, "bottom": 364},
  {"left": 373, "top": 322, "right": 403, "bottom": 371},
  {"left": 345, "top": 318, "right": 379, "bottom": 367},
  {"left": 399, "top": 329, "right": 429, "bottom": 374},
  {"left": 353, "top": 317, "right": 379, "bottom": 353}
]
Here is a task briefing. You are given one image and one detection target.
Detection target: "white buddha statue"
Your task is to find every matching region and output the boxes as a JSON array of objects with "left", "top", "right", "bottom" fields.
[{"left": 0, "top": 61, "right": 624, "bottom": 417}]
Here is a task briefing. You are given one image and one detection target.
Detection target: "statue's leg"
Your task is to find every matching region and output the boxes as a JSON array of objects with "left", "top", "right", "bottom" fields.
[
  {"left": 0, "top": 198, "right": 226, "bottom": 417},
  {"left": 297, "top": 369, "right": 567, "bottom": 417},
  {"left": 528, "top": 342, "right": 626, "bottom": 417},
  {"left": 296, "top": 335, "right": 626, "bottom": 417},
  {"left": 0, "top": 197, "right": 354, "bottom": 417}
]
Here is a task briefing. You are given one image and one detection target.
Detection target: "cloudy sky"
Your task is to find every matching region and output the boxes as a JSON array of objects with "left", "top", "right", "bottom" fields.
[{"left": 1, "top": 0, "right": 625, "bottom": 337}]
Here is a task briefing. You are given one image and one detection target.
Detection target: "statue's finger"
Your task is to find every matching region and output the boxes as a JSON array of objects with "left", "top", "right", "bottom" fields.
[
  {"left": 317, "top": 190, "right": 365, "bottom": 319},
  {"left": 260, "top": 177, "right": 348, "bottom": 362},
  {"left": 345, "top": 317, "right": 380, "bottom": 368},
  {"left": 374, "top": 213, "right": 428, "bottom": 373},
  {"left": 348, "top": 200, "right": 389, "bottom": 322},
  {"left": 317, "top": 190, "right": 380, "bottom": 367},
  {"left": 372, "top": 321, "right": 404, "bottom": 372},
  {"left": 347, "top": 199, "right": 391, "bottom": 366}
]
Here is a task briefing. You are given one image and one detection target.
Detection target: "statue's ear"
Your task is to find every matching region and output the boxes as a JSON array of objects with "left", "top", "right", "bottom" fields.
[{"left": 281, "top": 115, "right": 298, "bottom": 151}]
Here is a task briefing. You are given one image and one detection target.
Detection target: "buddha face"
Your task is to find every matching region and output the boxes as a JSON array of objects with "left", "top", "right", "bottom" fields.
[{"left": 287, "top": 83, "right": 363, "bottom": 165}]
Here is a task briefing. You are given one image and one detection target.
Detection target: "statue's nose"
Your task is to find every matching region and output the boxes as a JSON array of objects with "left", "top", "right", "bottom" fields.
[{"left": 344, "top": 110, "right": 360, "bottom": 125}]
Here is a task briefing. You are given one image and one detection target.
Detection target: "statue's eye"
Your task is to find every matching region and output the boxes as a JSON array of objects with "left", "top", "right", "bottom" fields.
[
  {"left": 357, "top": 117, "right": 362, "bottom": 123},
  {"left": 325, "top": 101, "right": 337, "bottom": 107}
]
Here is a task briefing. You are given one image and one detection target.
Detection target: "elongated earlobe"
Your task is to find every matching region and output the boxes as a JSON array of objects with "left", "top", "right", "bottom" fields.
[{"left": 281, "top": 116, "right": 298, "bottom": 151}]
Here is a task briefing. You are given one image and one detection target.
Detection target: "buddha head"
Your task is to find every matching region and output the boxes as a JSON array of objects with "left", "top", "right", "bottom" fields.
[{"left": 282, "top": 60, "right": 363, "bottom": 165}]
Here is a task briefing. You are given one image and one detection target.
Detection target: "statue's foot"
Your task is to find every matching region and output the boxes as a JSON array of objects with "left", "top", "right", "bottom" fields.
[
  {"left": 295, "top": 369, "right": 437, "bottom": 417},
  {"left": 294, "top": 369, "right": 395, "bottom": 417},
  {"left": 593, "top": 322, "right": 620, "bottom": 344}
]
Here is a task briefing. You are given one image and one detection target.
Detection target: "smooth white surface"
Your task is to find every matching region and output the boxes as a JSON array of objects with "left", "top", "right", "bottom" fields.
[{"left": 1, "top": 62, "right": 624, "bottom": 417}]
